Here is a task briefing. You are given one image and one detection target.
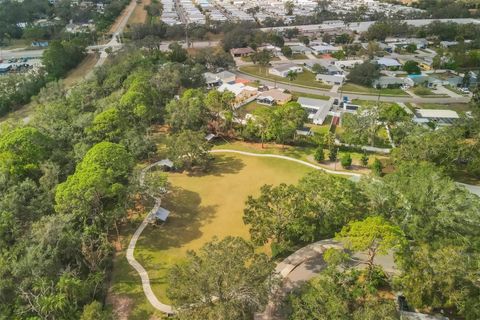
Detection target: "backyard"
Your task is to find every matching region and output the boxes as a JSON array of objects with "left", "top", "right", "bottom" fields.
[{"left": 239, "top": 65, "right": 332, "bottom": 90}]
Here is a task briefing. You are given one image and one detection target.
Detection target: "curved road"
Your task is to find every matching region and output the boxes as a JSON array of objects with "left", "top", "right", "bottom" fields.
[
  {"left": 235, "top": 70, "right": 471, "bottom": 104},
  {"left": 126, "top": 149, "right": 479, "bottom": 316}
]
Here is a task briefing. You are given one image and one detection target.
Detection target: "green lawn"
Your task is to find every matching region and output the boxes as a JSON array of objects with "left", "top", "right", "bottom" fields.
[
  {"left": 109, "top": 154, "right": 313, "bottom": 318},
  {"left": 341, "top": 83, "right": 408, "bottom": 96},
  {"left": 351, "top": 99, "right": 399, "bottom": 108},
  {"left": 291, "top": 91, "right": 330, "bottom": 100},
  {"left": 239, "top": 66, "right": 332, "bottom": 90},
  {"left": 288, "top": 53, "right": 308, "bottom": 60},
  {"left": 414, "top": 103, "right": 473, "bottom": 114},
  {"left": 237, "top": 101, "right": 269, "bottom": 117}
]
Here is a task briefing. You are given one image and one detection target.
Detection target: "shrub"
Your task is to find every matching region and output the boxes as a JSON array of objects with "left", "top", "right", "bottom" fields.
[
  {"left": 340, "top": 153, "right": 352, "bottom": 168},
  {"left": 314, "top": 146, "right": 325, "bottom": 162}
]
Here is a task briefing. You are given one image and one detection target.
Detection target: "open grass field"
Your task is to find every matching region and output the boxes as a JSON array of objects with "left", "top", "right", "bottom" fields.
[
  {"left": 126, "top": 0, "right": 151, "bottom": 26},
  {"left": 341, "top": 83, "right": 408, "bottom": 96},
  {"left": 108, "top": 153, "right": 313, "bottom": 319},
  {"left": 239, "top": 66, "right": 332, "bottom": 90},
  {"left": 414, "top": 102, "right": 473, "bottom": 114}
]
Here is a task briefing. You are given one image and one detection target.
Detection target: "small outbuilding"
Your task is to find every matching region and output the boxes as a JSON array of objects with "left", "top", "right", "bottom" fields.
[{"left": 153, "top": 207, "right": 170, "bottom": 224}]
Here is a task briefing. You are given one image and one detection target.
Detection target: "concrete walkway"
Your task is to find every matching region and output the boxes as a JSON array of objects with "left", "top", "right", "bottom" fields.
[
  {"left": 126, "top": 161, "right": 174, "bottom": 315},
  {"left": 210, "top": 149, "right": 362, "bottom": 178}
]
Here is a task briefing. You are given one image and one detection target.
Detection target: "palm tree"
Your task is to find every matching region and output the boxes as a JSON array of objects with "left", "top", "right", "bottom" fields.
[{"left": 286, "top": 70, "right": 298, "bottom": 81}]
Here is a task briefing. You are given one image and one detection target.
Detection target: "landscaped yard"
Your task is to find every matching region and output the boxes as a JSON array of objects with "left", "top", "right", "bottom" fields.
[
  {"left": 414, "top": 103, "right": 473, "bottom": 114},
  {"left": 288, "top": 53, "right": 308, "bottom": 60},
  {"left": 291, "top": 91, "right": 330, "bottom": 100},
  {"left": 239, "top": 65, "right": 332, "bottom": 90},
  {"left": 341, "top": 83, "right": 408, "bottom": 96},
  {"left": 108, "top": 154, "right": 313, "bottom": 318},
  {"left": 237, "top": 101, "right": 269, "bottom": 117}
]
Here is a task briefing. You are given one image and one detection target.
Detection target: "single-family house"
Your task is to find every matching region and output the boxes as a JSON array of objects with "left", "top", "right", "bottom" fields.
[
  {"left": 373, "top": 76, "right": 414, "bottom": 89},
  {"left": 414, "top": 109, "right": 459, "bottom": 125},
  {"left": 310, "top": 43, "right": 341, "bottom": 55},
  {"left": 440, "top": 41, "right": 458, "bottom": 48},
  {"left": 216, "top": 70, "right": 236, "bottom": 84},
  {"left": 334, "top": 60, "right": 363, "bottom": 69},
  {"left": 218, "top": 83, "right": 258, "bottom": 107},
  {"left": 203, "top": 70, "right": 236, "bottom": 87},
  {"left": 304, "top": 61, "right": 342, "bottom": 75},
  {"left": 257, "top": 89, "right": 292, "bottom": 105},
  {"left": 316, "top": 73, "right": 345, "bottom": 85},
  {"left": 257, "top": 45, "right": 282, "bottom": 56},
  {"left": 269, "top": 63, "right": 303, "bottom": 78},
  {"left": 297, "top": 97, "right": 333, "bottom": 125},
  {"left": 289, "top": 45, "right": 311, "bottom": 54},
  {"left": 375, "top": 58, "right": 402, "bottom": 69},
  {"left": 230, "top": 47, "right": 255, "bottom": 57}
]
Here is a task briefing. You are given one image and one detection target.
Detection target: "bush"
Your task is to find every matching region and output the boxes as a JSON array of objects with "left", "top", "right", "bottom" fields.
[
  {"left": 371, "top": 158, "right": 383, "bottom": 176},
  {"left": 328, "top": 148, "right": 338, "bottom": 162},
  {"left": 413, "top": 86, "right": 433, "bottom": 96},
  {"left": 314, "top": 146, "right": 325, "bottom": 162},
  {"left": 340, "top": 153, "right": 352, "bottom": 168},
  {"left": 361, "top": 153, "right": 369, "bottom": 166}
]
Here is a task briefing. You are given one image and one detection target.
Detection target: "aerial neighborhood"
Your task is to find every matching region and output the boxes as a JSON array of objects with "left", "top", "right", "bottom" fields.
[{"left": 1, "top": 0, "right": 480, "bottom": 319}]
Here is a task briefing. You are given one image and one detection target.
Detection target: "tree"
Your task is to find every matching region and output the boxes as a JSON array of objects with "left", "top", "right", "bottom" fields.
[
  {"left": 284, "top": 1, "right": 294, "bottom": 15},
  {"left": 281, "top": 46, "right": 292, "bottom": 58},
  {"left": 298, "top": 35, "right": 310, "bottom": 46},
  {"left": 311, "top": 63, "right": 327, "bottom": 74},
  {"left": 168, "top": 42, "right": 188, "bottom": 62},
  {"left": 0, "top": 126, "right": 52, "bottom": 178},
  {"left": 42, "top": 40, "right": 86, "bottom": 80},
  {"left": 166, "top": 130, "right": 212, "bottom": 171},
  {"left": 286, "top": 70, "right": 298, "bottom": 81},
  {"left": 403, "top": 60, "right": 421, "bottom": 74},
  {"left": 347, "top": 61, "right": 380, "bottom": 87},
  {"left": 340, "top": 153, "right": 352, "bottom": 168},
  {"left": 269, "top": 102, "right": 306, "bottom": 146},
  {"left": 243, "top": 183, "right": 308, "bottom": 253},
  {"left": 405, "top": 43, "right": 417, "bottom": 53},
  {"left": 80, "top": 301, "right": 109, "bottom": 320},
  {"left": 254, "top": 49, "right": 273, "bottom": 75},
  {"left": 336, "top": 216, "right": 405, "bottom": 275},
  {"left": 360, "top": 153, "right": 369, "bottom": 166},
  {"left": 55, "top": 142, "right": 133, "bottom": 229},
  {"left": 167, "top": 237, "right": 276, "bottom": 320},
  {"left": 314, "top": 146, "right": 325, "bottom": 162},
  {"left": 371, "top": 158, "right": 383, "bottom": 176},
  {"left": 205, "top": 90, "right": 235, "bottom": 134},
  {"left": 328, "top": 147, "right": 337, "bottom": 162},
  {"left": 341, "top": 105, "right": 380, "bottom": 147},
  {"left": 398, "top": 245, "right": 480, "bottom": 319},
  {"left": 143, "top": 169, "right": 168, "bottom": 199},
  {"left": 166, "top": 89, "right": 209, "bottom": 132}
]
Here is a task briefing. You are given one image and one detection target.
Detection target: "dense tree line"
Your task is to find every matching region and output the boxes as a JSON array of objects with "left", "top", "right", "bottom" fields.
[
  {"left": 244, "top": 162, "right": 480, "bottom": 319},
  {"left": 0, "top": 48, "right": 206, "bottom": 318}
]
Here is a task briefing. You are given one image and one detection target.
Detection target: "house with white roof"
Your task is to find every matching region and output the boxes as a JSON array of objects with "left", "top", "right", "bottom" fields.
[
  {"left": 375, "top": 58, "right": 402, "bottom": 69},
  {"left": 310, "top": 43, "right": 341, "bottom": 55},
  {"left": 414, "top": 109, "right": 459, "bottom": 125},
  {"left": 297, "top": 97, "right": 333, "bottom": 125},
  {"left": 269, "top": 63, "right": 303, "bottom": 77},
  {"left": 218, "top": 83, "right": 258, "bottom": 108},
  {"left": 316, "top": 73, "right": 345, "bottom": 85},
  {"left": 373, "top": 76, "right": 414, "bottom": 89}
]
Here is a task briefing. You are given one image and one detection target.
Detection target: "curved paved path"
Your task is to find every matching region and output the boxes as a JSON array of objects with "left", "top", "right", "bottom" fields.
[
  {"left": 126, "top": 149, "right": 479, "bottom": 315},
  {"left": 126, "top": 161, "right": 174, "bottom": 315}
]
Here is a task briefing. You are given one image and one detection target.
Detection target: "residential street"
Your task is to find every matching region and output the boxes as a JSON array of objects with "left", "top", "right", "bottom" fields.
[{"left": 234, "top": 70, "right": 471, "bottom": 104}]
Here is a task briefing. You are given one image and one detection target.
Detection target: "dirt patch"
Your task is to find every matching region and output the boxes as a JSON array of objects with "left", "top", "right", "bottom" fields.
[
  {"left": 63, "top": 53, "right": 99, "bottom": 87},
  {"left": 107, "top": 293, "right": 134, "bottom": 320}
]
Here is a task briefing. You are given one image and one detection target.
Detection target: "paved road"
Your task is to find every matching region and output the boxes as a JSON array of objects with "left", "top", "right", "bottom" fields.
[
  {"left": 255, "top": 239, "right": 398, "bottom": 320},
  {"left": 0, "top": 48, "right": 44, "bottom": 60},
  {"left": 235, "top": 70, "right": 471, "bottom": 104}
]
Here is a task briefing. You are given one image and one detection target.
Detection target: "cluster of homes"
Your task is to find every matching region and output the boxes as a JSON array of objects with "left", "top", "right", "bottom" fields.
[{"left": 203, "top": 67, "right": 465, "bottom": 136}]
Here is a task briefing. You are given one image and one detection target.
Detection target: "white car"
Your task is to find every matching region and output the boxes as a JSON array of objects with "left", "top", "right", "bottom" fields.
[{"left": 460, "top": 87, "right": 470, "bottom": 94}]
